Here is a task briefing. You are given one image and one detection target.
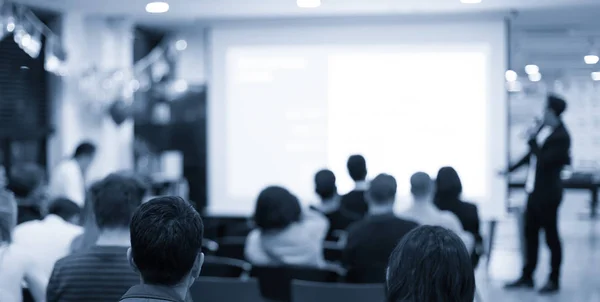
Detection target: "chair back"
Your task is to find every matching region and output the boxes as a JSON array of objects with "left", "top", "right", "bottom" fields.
[
  {"left": 345, "top": 267, "right": 387, "bottom": 284},
  {"left": 291, "top": 280, "right": 385, "bottom": 302},
  {"left": 322, "top": 241, "right": 343, "bottom": 263},
  {"left": 190, "top": 277, "right": 262, "bottom": 302},
  {"left": 216, "top": 236, "right": 247, "bottom": 260},
  {"left": 251, "top": 266, "right": 340, "bottom": 302},
  {"left": 201, "top": 256, "right": 252, "bottom": 278}
]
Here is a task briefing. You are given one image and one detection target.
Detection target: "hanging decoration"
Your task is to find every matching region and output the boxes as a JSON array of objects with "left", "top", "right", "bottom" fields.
[{"left": 0, "top": 1, "right": 67, "bottom": 75}]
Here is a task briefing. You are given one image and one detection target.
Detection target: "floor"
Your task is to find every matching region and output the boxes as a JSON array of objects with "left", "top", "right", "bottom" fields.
[{"left": 477, "top": 190, "right": 600, "bottom": 302}]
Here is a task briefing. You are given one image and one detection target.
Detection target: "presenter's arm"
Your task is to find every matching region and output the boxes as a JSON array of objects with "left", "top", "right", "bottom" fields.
[{"left": 508, "top": 151, "right": 531, "bottom": 173}]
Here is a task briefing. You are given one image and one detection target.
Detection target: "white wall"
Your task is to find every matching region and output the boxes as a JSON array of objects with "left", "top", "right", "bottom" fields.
[{"left": 48, "top": 13, "right": 134, "bottom": 183}]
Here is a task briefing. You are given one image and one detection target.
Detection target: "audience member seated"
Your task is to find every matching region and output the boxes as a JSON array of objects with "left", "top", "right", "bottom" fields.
[
  {"left": 7, "top": 163, "right": 47, "bottom": 225},
  {"left": 70, "top": 175, "right": 148, "bottom": 253},
  {"left": 121, "top": 196, "right": 203, "bottom": 302},
  {"left": 0, "top": 189, "right": 45, "bottom": 302},
  {"left": 245, "top": 186, "right": 328, "bottom": 267},
  {"left": 13, "top": 198, "right": 83, "bottom": 289},
  {"left": 400, "top": 172, "right": 474, "bottom": 251},
  {"left": 339, "top": 155, "right": 369, "bottom": 218},
  {"left": 46, "top": 173, "right": 144, "bottom": 302},
  {"left": 342, "top": 174, "right": 419, "bottom": 277},
  {"left": 310, "top": 169, "right": 360, "bottom": 241},
  {"left": 386, "top": 225, "right": 475, "bottom": 302},
  {"left": 434, "top": 166, "right": 484, "bottom": 267}
]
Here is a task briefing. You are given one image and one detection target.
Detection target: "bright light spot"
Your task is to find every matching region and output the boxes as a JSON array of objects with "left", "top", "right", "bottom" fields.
[
  {"left": 45, "top": 56, "right": 60, "bottom": 71},
  {"left": 145, "top": 2, "right": 170, "bottom": 13},
  {"left": 506, "top": 80, "right": 522, "bottom": 92},
  {"left": 297, "top": 0, "right": 321, "bottom": 8},
  {"left": 175, "top": 39, "right": 187, "bottom": 51},
  {"left": 6, "top": 18, "right": 15, "bottom": 32},
  {"left": 173, "top": 79, "right": 188, "bottom": 93},
  {"left": 20, "top": 34, "right": 31, "bottom": 47},
  {"left": 584, "top": 55, "right": 599, "bottom": 65},
  {"left": 592, "top": 72, "right": 600, "bottom": 81},
  {"left": 505, "top": 70, "right": 518, "bottom": 82},
  {"left": 460, "top": 0, "right": 482, "bottom": 3},
  {"left": 528, "top": 73, "right": 542, "bottom": 82},
  {"left": 524, "top": 64, "right": 539, "bottom": 75}
]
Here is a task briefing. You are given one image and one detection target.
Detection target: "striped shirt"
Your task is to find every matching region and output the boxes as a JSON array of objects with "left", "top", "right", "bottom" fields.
[{"left": 46, "top": 246, "right": 139, "bottom": 302}]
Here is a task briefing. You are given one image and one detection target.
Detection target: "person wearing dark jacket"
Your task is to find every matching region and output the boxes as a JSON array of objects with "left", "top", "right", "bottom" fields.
[
  {"left": 120, "top": 196, "right": 204, "bottom": 302},
  {"left": 434, "top": 166, "right": 484, "bottom": 268}
]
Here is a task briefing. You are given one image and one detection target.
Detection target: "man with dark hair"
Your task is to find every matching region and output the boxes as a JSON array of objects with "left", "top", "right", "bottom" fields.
[
  {"left": 49, "top": 141, "right": 97, "bottom": 208},
  {"left": 13, "top": 198, "right": 82, "bottom": 290},
  {"left": 504, "top": 95, "right": 571, "bottom": 294},
  {"left": 310, "top": 169, "right": 360, "bottom": 241},
  {"left": 342, "top": 174, "right": 418, "bottom": 276},
  {"left": 7, "top": 163, "right": 47, "bottom": 224},
  {"left": 340, "top": 155, "right": 369, "bottom": 217},
  {"left": 47, "top": 173, "right": 144, "bottom": 302},
  {"left": 120, "top": 196, "right": 203, "bottom": 302}
]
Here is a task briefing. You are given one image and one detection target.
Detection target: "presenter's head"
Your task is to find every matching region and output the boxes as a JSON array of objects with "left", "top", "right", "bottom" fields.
[
  {"left": 73, "top": 141, "right": 97, "bottom": 173},
  {"left": 253, "top": 186, "right": 301, "bottom": 231},
  {"left": 544, "top": 95, "right": 567, "bottom": 127},
  {"left": 366, "top": 173, "right": 396, "bottom": 215},
  {"left": 410, "top": 172, "right": 434, "bottom": 203},
  {"left": 347, "top": 155, "right": 367, "bottom": 182},
  {"left": 314, "top": 169, "right": 337, "bottom": 202}
]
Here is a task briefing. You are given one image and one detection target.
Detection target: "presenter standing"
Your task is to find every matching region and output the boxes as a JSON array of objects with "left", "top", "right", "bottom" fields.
[
  {"left": 503, "top": 95, "right": 571, "bottom": 294},
  {"left": 49, "top": 142, "right": 97, "bottom": 208}
]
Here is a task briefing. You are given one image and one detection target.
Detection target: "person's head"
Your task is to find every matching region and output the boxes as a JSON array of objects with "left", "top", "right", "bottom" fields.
[
  {"left": 347, "top": 155, "right": 367, "bottom": 182},
  {"left": 386, "top": 225, "right": 475, "bottom": 302},
  {"left": 314, "top": 169, "right": 337, "bottom": 201},
  {"left": 128, "top": 196, "right": 204, "bottom": 290},
  {"left": 0, "top": 190, "right": 17, "bottom": 243},
  {"left": 366, "top": 174, "right": 397, "bottom": 212},
  {"left": 435, "top": 167, "right": 462, "bottom": 200},
  {"left": 91, "top": 173, "right": 146, "bottom": 232},
  {"left": 73, "top": 142, "right": 97, "bottom": 172},
  {"left": 7, "top": 163, "right": 46, "bottom": 200},
  {"left": 410, "top": 172, "right": 434, "bottom": 202},
  {"left": 253, "top": 186, "right": 301, "bottom": 231},
  {"left": 48, "top": 198, "right": 81, "bottom": 224},
  {"left": 544, "top": 95, "right": 567, "bottom": 127}
]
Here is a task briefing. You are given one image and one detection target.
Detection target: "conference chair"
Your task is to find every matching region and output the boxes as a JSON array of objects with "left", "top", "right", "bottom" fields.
[
  {"left": 201, "top": 256, "right": 252, "bottom": 278},
  {"left": 250, "top": 266, "right": 340, "bottom": 301},
  {"left": 216, "top": 236, "right": 247, "bottom": 260},
  {"left": 344, "top": 267, "right": 387, "bottom": 284},
  {"left": 291, "top": 280, "right": 385, "bottom": 302},
  {"left": 323, "top": 241, "right": 343, "bottom": 263},
  {"left": 190, "top": 277, "right": 263, "bottom": 302}
]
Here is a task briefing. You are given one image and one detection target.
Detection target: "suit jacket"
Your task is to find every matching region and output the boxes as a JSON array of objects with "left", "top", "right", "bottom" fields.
[{"left": 510, "top": 122, "right": 571, "bottom": 203}]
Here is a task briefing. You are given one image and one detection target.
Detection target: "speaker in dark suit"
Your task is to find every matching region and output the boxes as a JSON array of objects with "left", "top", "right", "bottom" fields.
[{"left": 504, "top": 95, "right": 571, "bottom": 294}]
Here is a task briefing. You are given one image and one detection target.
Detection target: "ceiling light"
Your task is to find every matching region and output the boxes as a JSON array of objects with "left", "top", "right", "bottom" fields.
[
  {"left": 505, "top": 70, "right": 518, "bottom": 82},
  {"left": 528, "top": 73, "right": 542, "bottom": 82},
  {"left": 297, "top": 0, "right": 321, "bottom": 8},
  {"left": 146, "top": 2, "right": 169, "bottom": 14},
  {"left": 461, "top": 0, "right": 482, "bottom": 3},
  {"left": 584, "top": 55, "right": 599, "bottom": 65},
  {"left": 592, "top": 72, "right": 600, "bottom": 81},
  {"left": 175, "top": 39, "right": 187, "bottom": 51},
  {"left": 524, "top": 64, "right": 539, "bottom": 75}
]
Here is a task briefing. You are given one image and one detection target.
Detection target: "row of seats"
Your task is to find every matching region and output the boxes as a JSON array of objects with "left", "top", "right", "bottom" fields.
[{"left": 191, "top": 277, "right": 385, "bottom": 302}]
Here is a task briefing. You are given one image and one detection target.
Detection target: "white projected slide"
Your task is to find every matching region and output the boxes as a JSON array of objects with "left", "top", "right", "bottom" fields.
[{"left": 209, "top": 23, "right": 507, "bottom": 218}]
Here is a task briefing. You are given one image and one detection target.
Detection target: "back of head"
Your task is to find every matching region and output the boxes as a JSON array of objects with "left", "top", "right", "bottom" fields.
[
  {"left": 410, "top": 172, "right": 433, "bottom": 200},
  {"left": 73, "top": 141, "right": 97, "bottom": 159},
  {"left": 435, "top": 167, "right": 462, "bottom": 200},
  {"left": 347, "top": 155, "right": 367, "bottom": 182},
  {"left": 91, "top": 173, "right": 146, "bottom": 230},
  {"left": 48, "top": 198, "right": 81, "bottom": 222},
  {"left": 367, "top": 174, "right": 397, "bottom": 205},
  {"left": 547, "top": 94, "right": 567, "bottom": 117},
  {"left": 253, "top": 186, "right": 301, "bottom": 231},
  {"left": 7, "top": 163, "right": 45, "bottom": 199},
  {"left": 130, "top": 196, "right": 203, "bottom": 286},
  {"left": 314, "top": 169, "right": 337, "bottom": 200},
  {"left": 386, "top": 225, "right": 475, "bottom": 302}
]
